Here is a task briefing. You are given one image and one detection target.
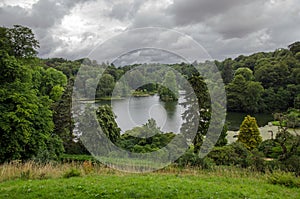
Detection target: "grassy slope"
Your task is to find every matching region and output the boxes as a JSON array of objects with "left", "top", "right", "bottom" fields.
[{"left": 0, "top": 174, "right": 299, "bottom": 199}]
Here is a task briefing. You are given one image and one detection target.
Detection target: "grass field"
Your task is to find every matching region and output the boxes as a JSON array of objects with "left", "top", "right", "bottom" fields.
[
  {"left": 1, "top": 173, "right": 299, "bottom": 198},
  {"left": 0, "top": 162, "right": 299, "bottom": 198}
]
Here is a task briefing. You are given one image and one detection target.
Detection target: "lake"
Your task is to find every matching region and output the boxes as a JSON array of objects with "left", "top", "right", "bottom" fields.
[
  {"left": 98, "top": 95, "right": 273, "bottom": 133},
  {"left": 98, "top": 94, "right": 185, "bottom": 133}
]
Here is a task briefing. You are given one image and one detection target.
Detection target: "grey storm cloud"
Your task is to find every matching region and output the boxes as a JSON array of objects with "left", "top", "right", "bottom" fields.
[
  {"left": 107, "top": 0, "right": 144, "bottom": 21},
  {"left": 0, "top": 0, "right": 90, "bottom": 28},
  {"left": 0, "top": 0, "right": 299, "bottom": 61},
  {"left": 168, "top": 0, "right": 253, "bottom": 25},
  {"left": 0, "top": 0, "right": 95, "bottom": 58}
]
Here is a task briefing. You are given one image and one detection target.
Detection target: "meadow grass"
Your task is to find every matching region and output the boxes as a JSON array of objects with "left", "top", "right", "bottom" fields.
[{"left": 0, "top": 161, "right": 299, "bottom": 198}]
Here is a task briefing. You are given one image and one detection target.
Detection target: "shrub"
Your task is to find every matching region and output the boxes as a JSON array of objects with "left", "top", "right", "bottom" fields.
[
  {"left": 194, "top": 157, "right": 215, "bottom": 170},
  {"left": 258, "top": 139, "right": 282, "bottom": 159},
  {"left": 207, "top": 142, "right": 250, "bottom": 167},
  {"left": 281, "top": 155, "right": 300, "bottom": 176},
  {"left": 268, "top": 172, "right": 300, "bottom": 188},
  {"left": 237, "top": 115, "right": 262, "bottom": 150},
  {"left": 63, "top": 168, "right": 81, "bottom": 178},
  {"left": 175, "top": 148, "right": 198, "bottom": 167},
  {"left": 246, "top": 150, "right": 266, "bottom": 172},
  {"left": 175, "top": 148, "right": 215, "bottom": 170}
]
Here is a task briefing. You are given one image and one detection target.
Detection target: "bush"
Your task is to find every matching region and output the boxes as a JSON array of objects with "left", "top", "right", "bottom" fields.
[
  {"left": 63, "top": 168, "right": 81, "bottom": 178},
  {"left": 175, "top": 149, "right": 198, "bottom": 167},
  {"left": 281, "top": 155, "right": 300, "bottom": 176},
  {"left": 258, "top": 139, "right": 282, "bottom": 159},
  {"left": 175, "top": 148, "right": 215, "bottom": 170},
  {"left": 194, "top": 157, "right": 215, "bottom": 170},
  {"left": 246, "top": 150, "right": 266, "bottom": 172},
  {"left": 207, "top": 142, "right": 250, "bottom": 167},
  {"left": 268, "top": 172, "right": 300, "bottom": 188}
]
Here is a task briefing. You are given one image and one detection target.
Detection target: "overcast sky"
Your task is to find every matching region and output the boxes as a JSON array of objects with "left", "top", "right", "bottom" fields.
[{"left": 1, "top": 0, "right": 300, "bottom": 64}]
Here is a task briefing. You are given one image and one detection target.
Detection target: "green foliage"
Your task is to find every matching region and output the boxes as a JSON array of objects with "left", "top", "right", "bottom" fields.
[
  {"left": 0, "top": 26, "right": 65, "bottom": 163},
  {"left": 219, "top": 42, "right": 300, "bottom": 113},
  {"left": 158, "top": 71, "right": 179, "bottom": 101},
  {"left": 246, "top": 149, "right": 267, "bottom": 172},
  {"left": 258, "top": 139, "right": 282, "bottom": 158},
  {"left": 288, "top": 41, "right": 300, "bottom": 55},
  {"left": 5, "top": 25, "right": 39, "bottom": 58},
  {"left": 176, "top": 148, "right": 215, "bottom": 169},
  {"left": 96, "top": 74, "right": 115, "bottom": 98},
  {"left": 268, "top": 172, "right": 300, "bottom": 188},
  {"left": 207, "top": 142, "right": 250, "bottom": 167},
  {"left": 219, "top": 58, "right": 234, "bottom": 84},
  {"left": 227, "top": 74, "right": 264, "bottom": 113},
  {"left": 255, "top": 63, "right": 289, "bottom": 89},
  {"left": 181, "top": 75, "right": 211, "bottom": 154},
  {"left": 215, "top": 124, "right": 228, "bottom": 147},
  {"left": 235, "top": 67, "right": 254, "bottom": 81},
  {"left": 285, "top": 108, "right": 300, "bottom": 128},
  {"left": 0, "top": 56, "right": 64, "bottom": 162},
  {"left": 63, "top": 168, "right": 81, "bottom": 178},
  {"left": 237, "top": 115, "right": 262, "bottom": 150},
  {"left": 295, "top": 52, "right": 300, "bottom": 61},
  {"left": 272, "top": 111, "right": 300, "bottom": 162},
  {"left": 282, "top": 155, "right": 300, "bottom": 176},
  {"left": 117, "top": 119, "right": 175, "bottom": 153},
  {"left": 96, "top": 105, "right": 121, "bottom": 144}
]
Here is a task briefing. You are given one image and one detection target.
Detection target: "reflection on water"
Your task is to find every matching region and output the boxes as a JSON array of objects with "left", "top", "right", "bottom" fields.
[
  {"left": 97, "top": 95, "right": 185, "bottom": 133},
  {"left": 226, "top": 112, "right": 273, "bottom": 131},
  {"left": 97, "top": 95, "right": 274, "bottom": 133}
]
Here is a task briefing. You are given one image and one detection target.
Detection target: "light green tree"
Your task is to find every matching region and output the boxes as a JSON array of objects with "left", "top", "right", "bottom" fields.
[
  {"left": 235, "top": 67, "right": 254, "bottom": 81},
  {"left": 237, "top": 115, "right": 262, "bottom": 150}
]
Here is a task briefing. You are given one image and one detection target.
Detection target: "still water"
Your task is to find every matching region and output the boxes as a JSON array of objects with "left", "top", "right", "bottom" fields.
[
  {"left": 98, "top": 95, "right": 185, "bottom": 133},
  {"left": 98, "top": 95, "right": 273, "bottom": 133}
]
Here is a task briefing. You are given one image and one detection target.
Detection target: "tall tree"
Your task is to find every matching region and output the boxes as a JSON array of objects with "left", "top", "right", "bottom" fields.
[
  {"left": 96, "top": 105, "right": 121, "bottom": 144},
  {"left": 158, "top": 70, "right": 179, "bottom": 102},
  {"left": 220, "top": 58, "right": 234, "bottom": 84},
  {"left": 6, "top": 25, "right": 39, "bottom": 58},
  {"left": 181, "top": 75, "right": 210, "bottom": 154},
  {"left": 0, "top": 52, "right": 64, "bottom": 162},
  {"left": 0, "top": 25, "right": 65, "bottom": 162}
]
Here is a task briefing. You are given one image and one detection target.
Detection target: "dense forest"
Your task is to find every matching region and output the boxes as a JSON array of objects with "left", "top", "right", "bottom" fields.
[{"left": 0, "top": 25, "right": 300, "bottom": 176}]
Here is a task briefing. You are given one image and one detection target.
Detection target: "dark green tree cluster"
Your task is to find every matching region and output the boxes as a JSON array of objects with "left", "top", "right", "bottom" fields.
[
  {"left": 216, "top": 42, "right": 300, "bottom": 113},
  {"left": 96, "top": 105, "right": 121, "bottom": 144},
  {"left": 0, "top": 25, "right": 66, "bottom": 162},
  {"left": 117, "top": 119, "right": 175, "bottom": 153}
]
